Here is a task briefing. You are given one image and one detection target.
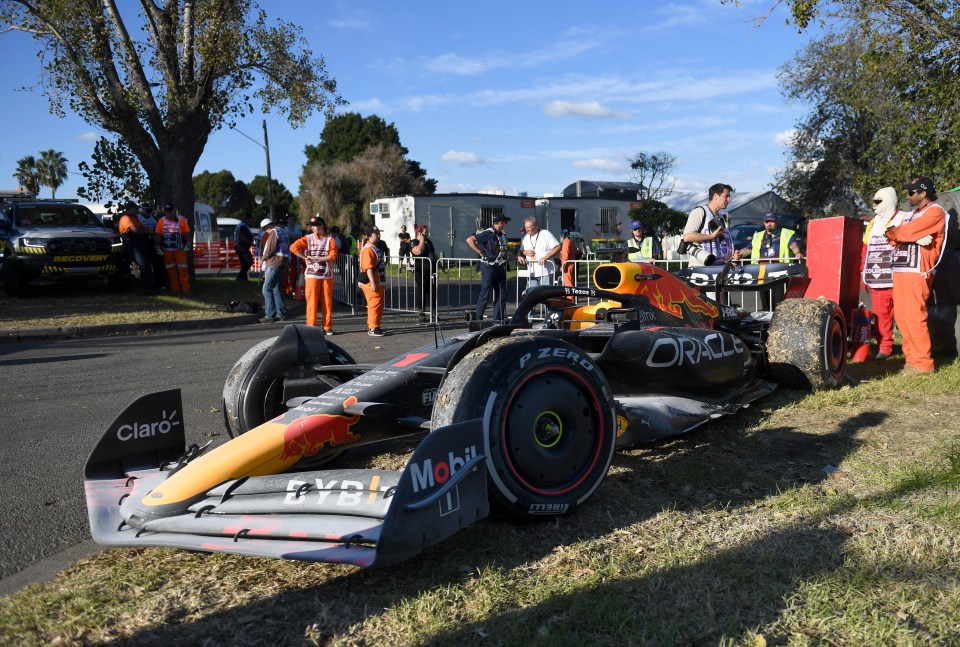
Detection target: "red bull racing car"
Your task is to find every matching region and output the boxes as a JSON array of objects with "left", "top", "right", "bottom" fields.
[{"left": 85, "top": 261, "right": 847, "bottom": 567}]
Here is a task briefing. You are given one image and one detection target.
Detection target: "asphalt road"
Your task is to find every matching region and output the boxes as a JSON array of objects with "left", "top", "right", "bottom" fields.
[{"left": 0, "top": 317, "right": 463, "bottom": 591}]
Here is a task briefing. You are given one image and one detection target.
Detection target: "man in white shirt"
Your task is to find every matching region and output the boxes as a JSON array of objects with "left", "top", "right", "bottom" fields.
[{"left": 519, "top": 216, "right": 561, "bottom": 288}]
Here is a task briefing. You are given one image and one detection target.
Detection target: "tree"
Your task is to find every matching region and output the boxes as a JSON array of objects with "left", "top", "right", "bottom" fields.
[
  {"left": 13, "top": 155, "right": 40, "bottom": 194},
  {"left": 77, "top": 136, "right": 148, "bottom": 204},
  {"left": 302, "top": 112, "right": 437, "bottom": 195},
  {"left": 248, "top": 175, "right": 294, "bottom": 222},
  {"left": 193, "top": 170, "right": 251, "bottom": 217},
  {"left": 628, "top": 151, "right": 677, "bottom": 200},
  {"left": 300, "top": 144, "right": 431, "bottom": 229},
  {"left": 36, "top": 149, "right": 68, "bottom": 198},
  {"left": 627, "top": 200, "right": 687, "bottom": 254},
  {"left": 741, "top": 1, "right": 960, "bottom": 209},
  {"left": 0, "top": 1, "right": 343, "bottom": 221}
]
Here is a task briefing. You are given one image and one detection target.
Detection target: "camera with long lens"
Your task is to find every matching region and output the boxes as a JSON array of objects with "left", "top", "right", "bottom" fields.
[{"left": 677, "top": 239, "right": 691, "bottom": 255}]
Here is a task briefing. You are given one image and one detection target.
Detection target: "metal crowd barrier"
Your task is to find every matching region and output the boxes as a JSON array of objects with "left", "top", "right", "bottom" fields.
[{"left": 323, "top": 254, "right": 805, "bottom": 323}]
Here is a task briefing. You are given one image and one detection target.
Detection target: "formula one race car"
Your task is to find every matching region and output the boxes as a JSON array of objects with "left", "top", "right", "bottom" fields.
[{"left": 85, "top": 262, "right": 847, "bottom": 567}]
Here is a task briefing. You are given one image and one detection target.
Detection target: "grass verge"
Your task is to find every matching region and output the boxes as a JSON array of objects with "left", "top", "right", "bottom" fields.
[
  {"left": 0, "top": 276, "right": 264, "bottom": 330},
  {"left": 1, "top": 358, "right": 958, "bottom": 645}
]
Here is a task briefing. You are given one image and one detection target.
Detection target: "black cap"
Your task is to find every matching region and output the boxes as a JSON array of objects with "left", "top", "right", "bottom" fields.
[
  {"left": 492, "top": 214, "right": 510, "bottom": 223},
  {"left": 308, "top": 216, "right": 326, "bottom": 228},
  {"left": 366, "top": 225, "right": 381, "bottom": 236},
  {"left": 906, "top": 176, "right": 936, "bottom": 196},
  {"left": 162, "top": 203, "right": 174, "bottom": 211},
  {"left": 123, "top": 200, "right": 138, "bottom": 212}
]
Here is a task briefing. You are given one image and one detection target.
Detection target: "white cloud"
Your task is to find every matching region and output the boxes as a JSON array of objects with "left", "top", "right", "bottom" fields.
[
  {"left": 424, "top": 41, "right": 598, "bottom": 76},
  {"left": 74, "top": 132, "right": 98, "bottom": 142},
  {"left": 441, "top": 150, "right": 484, "bottom": 166},
  {"left": 572, "top": 158, "right": 625, "bottom": 173},
  {"left": 543, "top": 100, "right": 629, "bottom": 119},
  {"left": 327, "top": 18, "right": 369, "bottom": 30},
  {"left": 774, "top": 129, "right": 797, "bottom": 147}
]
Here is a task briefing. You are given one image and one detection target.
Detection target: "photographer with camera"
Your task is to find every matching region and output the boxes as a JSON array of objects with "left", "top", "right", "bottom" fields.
[
  {"left": 680, "top": 183, "right": 740, "bottom": 267},
  {"left": 290, "top": 215, "right": 338, "bottom": 335}
]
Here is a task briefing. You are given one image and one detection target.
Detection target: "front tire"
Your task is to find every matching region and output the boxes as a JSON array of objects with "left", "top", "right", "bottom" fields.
[
  {"left": 433, "top": 336, "right": 616, "bottom": 518},
  {"left": 222, "top": 334, "right": 357, "bottom": 438},
  {"left": 767, "top": 297, "right": 846, "bottom": 389}
]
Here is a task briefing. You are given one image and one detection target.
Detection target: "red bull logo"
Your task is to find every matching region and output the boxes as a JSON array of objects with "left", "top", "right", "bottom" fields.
[
  {"left": 280, "top": 396, "right": 361, "bottom": 461},
  {"left": 637, "top": 265, "right": 718, "bottom": 322}
]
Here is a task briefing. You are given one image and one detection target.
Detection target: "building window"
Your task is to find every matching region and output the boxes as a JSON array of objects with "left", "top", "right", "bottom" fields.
[
  {"left": 598, "top": 207, "right": 619, "bottom": 235},
  {"left": 477, "top": 206, "right": 504, "bottom": 231}
]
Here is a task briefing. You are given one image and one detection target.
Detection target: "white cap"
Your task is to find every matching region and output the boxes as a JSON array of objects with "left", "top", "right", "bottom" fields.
[{"left": 259, "top": 218, "right": 274, "bottom": 228}]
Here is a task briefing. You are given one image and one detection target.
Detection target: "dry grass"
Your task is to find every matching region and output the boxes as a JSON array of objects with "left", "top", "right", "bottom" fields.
[
  {"left": 0, "top": 276, "right": 262, "bottom": 330},
  {"left": 1, "top": 355, "right": 959, "bottom": 645}
]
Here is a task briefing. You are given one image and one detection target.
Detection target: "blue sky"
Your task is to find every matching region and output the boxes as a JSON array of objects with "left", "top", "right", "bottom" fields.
[{"left": 0, "top": 1, "right": 820, "bottom": 202}]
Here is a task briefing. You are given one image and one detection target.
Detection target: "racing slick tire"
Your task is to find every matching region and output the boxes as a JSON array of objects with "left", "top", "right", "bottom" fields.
[
  {"left": 433, "top": 335, "right": 616, "bottom": 519},
  {"left": 222, "top": 334, "right": 357, "bottom": 438},
  {"left": 767, "top": 297, "right": 846, "bottom": 390}
]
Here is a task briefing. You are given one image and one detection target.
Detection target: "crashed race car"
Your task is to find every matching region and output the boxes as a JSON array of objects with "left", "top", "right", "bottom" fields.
[{"left": 85, "top": 261, "right": 847, "bottom": 567}]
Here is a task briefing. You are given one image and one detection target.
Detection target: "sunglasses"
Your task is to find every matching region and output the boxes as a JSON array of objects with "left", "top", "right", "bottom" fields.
[{"left": 908, "top": 189, "right": 921, "bottom": 196}]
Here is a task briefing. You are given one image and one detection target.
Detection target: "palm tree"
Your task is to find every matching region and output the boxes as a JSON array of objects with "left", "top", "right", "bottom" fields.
[
  {"left": 37, "top": 149, "right": 68, "bottom": 199},
  {"left": 13, "top": 156, "right": 40, "bottom": 195}
]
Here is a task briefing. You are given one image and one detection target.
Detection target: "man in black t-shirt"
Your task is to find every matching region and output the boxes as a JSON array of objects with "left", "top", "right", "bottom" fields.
[{"left": 466, "top": 214, "right": 511, "bottom": 322}]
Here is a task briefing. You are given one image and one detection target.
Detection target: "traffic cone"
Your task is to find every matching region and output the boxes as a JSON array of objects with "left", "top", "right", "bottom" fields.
[
  {"left": 849, "top": 304, "right": 874, "bottom": 362},
  {"left": 294, "top": 271, "right": 305, "bottom": 300}
]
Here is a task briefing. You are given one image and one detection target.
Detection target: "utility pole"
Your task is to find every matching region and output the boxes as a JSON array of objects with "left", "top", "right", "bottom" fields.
[{"left": 262, "top": 119, "right": 276, "bottom": 221}]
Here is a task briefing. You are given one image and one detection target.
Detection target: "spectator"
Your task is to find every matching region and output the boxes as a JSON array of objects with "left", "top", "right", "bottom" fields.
[
  {"left": 518, "top": 216, "right": 561, "bottom": 289},
  {"left": 290, "top": 216, "right": 338, "bottom": 335},
  {"left": 466, "top": 214, "right": 510, "bottom": 322},
  {"left": 861, "top": 187, "right": 906, "bottom": 360},
  {"left": 360, "top": 226, "right": 386, "bottom": 336},
  {"left": 234, "top": 213, "right": 255, "bottom": 282},
  {"left": 258, "top": 218, "right": 287, "bottom": 323},
  {"left": 117, "top": 201, "right": 157, "bottom": 295},
  {"left": 885, "top": 176, "right": 948, "bottom": 374},
  {"left": 154, "top": 203, "right": 191, "bottom": 294},
  {"left": 411, "top": 224, "right": 437, "bottom": 320},
  {"left": 398, "top": 224, "right": 412, "bottom": 270}
]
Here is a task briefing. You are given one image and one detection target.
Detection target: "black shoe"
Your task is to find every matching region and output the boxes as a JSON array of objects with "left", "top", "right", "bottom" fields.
[
  {"left": 275, "top": 316, "right": 287, "bottom": 322},
  {"left": 874, "top": 352, "right": 891, "bottom": 360},
  {"left": 368, "top": 328, "right": 385, "bottom": 337},
  {"left": 324, "top": 329, "right": 335, "bottom": 336}
]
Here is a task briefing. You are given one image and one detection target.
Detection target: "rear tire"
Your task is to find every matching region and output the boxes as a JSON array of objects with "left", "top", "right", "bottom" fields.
[
  {"left": 767, "top": 297, "right": 846, "bottom": 389},
  {"left": 433, "top": 336, "right": 616, "bottom": 518}
]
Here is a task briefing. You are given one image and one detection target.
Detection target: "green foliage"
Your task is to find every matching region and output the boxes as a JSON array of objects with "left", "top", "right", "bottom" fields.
[
  {"left": 248, "top": 174, "right": 295, "bottom": 222},
  {"left": 0, "top": 0, "right": 343, "bottom": 217},
  {"left": 193, "top": 170, "right": 252, "bottom": 217},
  {"left": 628, "top": 200, "right": 687, "bottom": 252},
  {"left": 36, "top": 149, "right": 67, "bottom": 199},
  {"left": 77, "top": 137, "right": 148, "bottom": 204},
  {"left": 301, "top": 112, "right": 437, "bottom": 206},
  {"left": 304, "top": 113, "right": 404, "bottom": 166},
  {"left": 300, "top": 144, "right": 431, "bottom": 230},
  {"left": 13, "top": 155, "right": 40, "bottom": 194},
  {"left": 773, "top": 1, "right": 960, "bottom": 213}
]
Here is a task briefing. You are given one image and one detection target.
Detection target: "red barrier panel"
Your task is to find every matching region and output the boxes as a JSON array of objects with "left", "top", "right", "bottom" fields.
[{"left": 803, "top": 216, "right": 863, "bottom": 327}]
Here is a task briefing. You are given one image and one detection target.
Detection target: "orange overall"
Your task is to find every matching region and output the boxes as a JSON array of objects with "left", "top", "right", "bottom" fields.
[
  {"left": 155, "top": 214, "right": 191, "bottom": 294},
  {"left": 290, "top": 233, "right": 338, "bottom": 330},
  {"left": 885, "top": 202, "right": 946, "bottom": 371},
  {"left": 360, "top": 243, "right": 384, "bottom": 331}
]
